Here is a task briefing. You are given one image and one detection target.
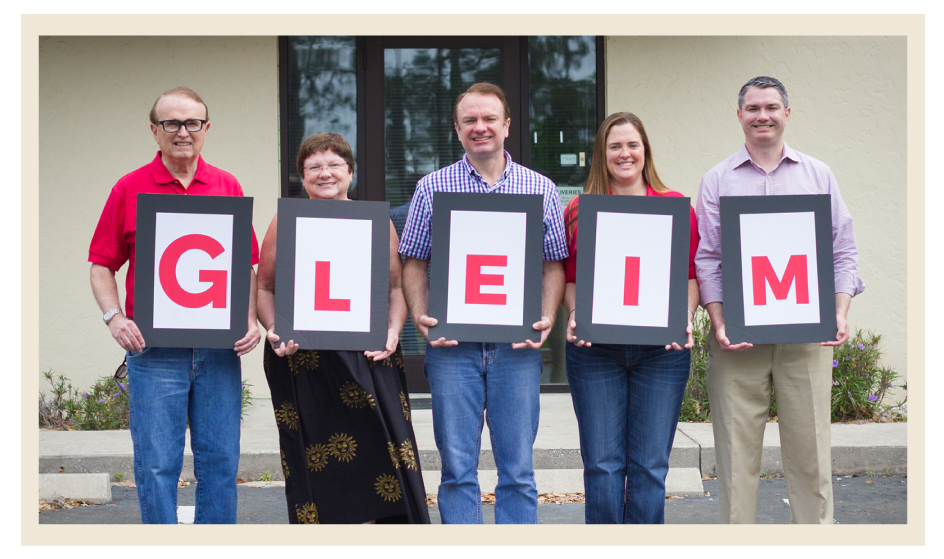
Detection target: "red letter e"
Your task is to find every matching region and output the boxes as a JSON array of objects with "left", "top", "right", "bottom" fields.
[{"left": 465, "top": 254, "right": 507, "bottom": 305}]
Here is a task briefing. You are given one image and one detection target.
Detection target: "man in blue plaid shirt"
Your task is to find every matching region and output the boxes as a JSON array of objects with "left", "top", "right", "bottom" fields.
[{"left": 399, "top": 83, "right": 567, "bottom": 524}]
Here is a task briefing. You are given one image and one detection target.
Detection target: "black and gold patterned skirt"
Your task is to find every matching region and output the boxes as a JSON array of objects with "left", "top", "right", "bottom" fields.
[{"left": 264, "top": 343, "right": 430, "bottom": 524}]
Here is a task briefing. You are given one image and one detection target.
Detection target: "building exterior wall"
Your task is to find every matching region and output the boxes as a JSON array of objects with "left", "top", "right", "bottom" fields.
[
  {"left": 606, "top": 36, "right": 908, "bottom": 386},
  {"left": 37, "top": 34, "right": 907, "bottom": 399},
  {"left": 38, "top": 36, "right": 279, "bottom": 397}
]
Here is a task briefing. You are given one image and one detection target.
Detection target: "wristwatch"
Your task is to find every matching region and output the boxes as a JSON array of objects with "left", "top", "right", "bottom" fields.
[{"left": 103, "top": 309, "right": 123, "bottom": 324}]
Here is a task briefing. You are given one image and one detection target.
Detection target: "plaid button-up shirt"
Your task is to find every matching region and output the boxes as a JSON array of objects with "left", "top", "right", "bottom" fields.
[
  {"left": 398, "top": 151, "right": 568, "bottom": 262},
  {"left": 695, "top": 143, "right": 865, "bottom": 305}
]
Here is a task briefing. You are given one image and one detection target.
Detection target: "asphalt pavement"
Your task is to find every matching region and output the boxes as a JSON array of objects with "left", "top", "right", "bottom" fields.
[
  {"left": 37, "top": 474, "right": 906, "bottom": 525},
  {"left": 37, "top": 394, "right": 908, "bottom": 525}
]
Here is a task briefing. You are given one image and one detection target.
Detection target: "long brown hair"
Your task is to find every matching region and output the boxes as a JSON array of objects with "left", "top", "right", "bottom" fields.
[{"left": 565, "top": 112, "right": 669, "bottom": 230}]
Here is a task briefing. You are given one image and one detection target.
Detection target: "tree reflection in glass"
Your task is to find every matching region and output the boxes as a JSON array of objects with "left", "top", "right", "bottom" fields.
[
  {"left": 286, "top": 37, "right": 358, "bottom": 199},
  {"left": 385, "top": 48, "right": 501, "bottom": 357}
]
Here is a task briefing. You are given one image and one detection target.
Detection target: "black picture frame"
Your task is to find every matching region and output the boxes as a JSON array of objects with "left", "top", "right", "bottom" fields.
[
  {"left": 135, "top": 193, "right": 254, "bottom": 349},
  {"left": 428, "top": 192, "right": 544, "bottom": 343},
  {"left": 720, "top": 194, "right": 837, "bottom": 344},
  {"left": 273, "top": 198, "right": 389, "bottom": 351},
  {"left": 573, "top": 194, "right": 691, "bottom": 346}
]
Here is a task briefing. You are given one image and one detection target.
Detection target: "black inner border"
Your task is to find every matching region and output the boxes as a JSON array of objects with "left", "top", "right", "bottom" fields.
[
  {"left": 428, "top": 192, "right": 545, "bottom": 343},
  {"left": 720, "top": 194, "right": 837, "bottom": 344},
  {"left": 573, "top": 194, "right": 690, "bottom": 346},
  {"left": 134, "top": 193, "right": 253, "bottom": 349},
  {"left": 273, "top": 198, "right": 390, "bottom": 351}
]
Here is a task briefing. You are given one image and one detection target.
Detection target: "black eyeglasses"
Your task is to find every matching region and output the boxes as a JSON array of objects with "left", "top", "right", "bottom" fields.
[{"left": 155, "top": 119, "right": 207, "bottom": 133}]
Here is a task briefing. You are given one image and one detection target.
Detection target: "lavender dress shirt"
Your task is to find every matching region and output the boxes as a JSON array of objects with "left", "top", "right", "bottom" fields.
[{"left": 694, "top": 143, "right": 865, "bottom": 306}]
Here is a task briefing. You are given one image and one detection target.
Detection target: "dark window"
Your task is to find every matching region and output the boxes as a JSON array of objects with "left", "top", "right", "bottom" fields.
[{"left": 279, "top": 36, "right": 604, "bottom": 391}]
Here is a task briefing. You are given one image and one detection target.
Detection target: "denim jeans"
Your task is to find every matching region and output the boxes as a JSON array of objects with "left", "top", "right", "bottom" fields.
[
  {"left": 565, "top": 343, "right": 690, "bottom": 524},
  {"left": 424, "top": 342, "right": 542, "bottom": 524},
  {"left": 126, "top": 347, "right": 242, "bottom": 524}
]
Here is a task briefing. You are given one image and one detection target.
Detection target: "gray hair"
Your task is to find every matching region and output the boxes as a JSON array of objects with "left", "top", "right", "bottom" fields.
[{"left": 737, "top": 76, "right": 789, "bottom": 110}]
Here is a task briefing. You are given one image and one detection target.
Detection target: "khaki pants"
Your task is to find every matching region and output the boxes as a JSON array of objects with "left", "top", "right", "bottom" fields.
[{"left": 706, "top": 327, "right": 834, "bottom": 524}]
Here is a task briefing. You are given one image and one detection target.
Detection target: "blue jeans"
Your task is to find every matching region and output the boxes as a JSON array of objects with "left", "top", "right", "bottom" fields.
[
  {"left": 126, "top": 347, "right": 242, "bottom": 524},
  {"left": 566, "top": 343, "right": 690, "bottom": 524},
  {"left": 424, "top": 342, "right": 542, "bottom": 524}
]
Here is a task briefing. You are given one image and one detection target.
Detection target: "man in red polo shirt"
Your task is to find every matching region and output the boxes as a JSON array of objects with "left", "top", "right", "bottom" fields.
[{"left": 88, "top": 86, "right": 260, "bottom": 524}]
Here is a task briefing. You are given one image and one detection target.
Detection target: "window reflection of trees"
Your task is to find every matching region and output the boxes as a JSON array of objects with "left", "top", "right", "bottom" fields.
[
  {"left": 384, "top": 48, "right": 501, "bottom": 357},
  {"left": 286, "top": 37, "right": 358, "bottom": 198},
  {"left": 528, "top": 36, "right": 597, "bottom": 189},
  {"left": 384, "top": 48, "right": 501, "bottom": 208}
]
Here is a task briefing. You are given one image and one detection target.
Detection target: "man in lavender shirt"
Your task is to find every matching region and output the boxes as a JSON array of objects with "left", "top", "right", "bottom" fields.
[{"left": 695, "top": 76, "right": 866, "bottom": 524}]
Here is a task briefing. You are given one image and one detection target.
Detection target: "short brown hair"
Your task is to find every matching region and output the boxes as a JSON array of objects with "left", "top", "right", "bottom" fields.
[
  {"left": 295, "top": 132, "right": 355, "bottom": 177},
  {"left": 150, "top": 86, "right": 208, "bottom": 123},
  {"left": 452, "top": 82, "right": 510, "bottom": 124}
]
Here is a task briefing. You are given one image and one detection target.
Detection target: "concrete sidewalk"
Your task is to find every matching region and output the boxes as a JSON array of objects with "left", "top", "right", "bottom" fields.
[{"left": 38, "top": 395, "right": 907, "bottom": 500}]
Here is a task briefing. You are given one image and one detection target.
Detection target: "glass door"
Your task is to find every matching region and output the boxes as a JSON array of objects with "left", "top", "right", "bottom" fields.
[
  {"left": 362, "top": 37, "right": 521, "bottom": 392},
  {"left": 281, "top": 36, "right": 603, "bottom": 393},
  {"left": 384, "top": 46, "right": 501, "bottom": 359}
]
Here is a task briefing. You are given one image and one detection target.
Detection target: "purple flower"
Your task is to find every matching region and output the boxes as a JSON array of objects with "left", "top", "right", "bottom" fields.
[
  {"left": 832, "top": 380, "right": 840, "bottom": 386},
  {"left": 97, "top": 399, "right": 104, "bottom": 403},
  {"left": 845, "top": 355, "right": 850, "bottom": 360},
  {"left": 868, "top": 394, "right": 878, "bottom": 402},
  {"left": 858, "top": 344, "right": 865, "bottom": 350},
  {"left": 832, "top": 360, "right": 839, "bottom": 367},
  {"left": 112, "top": 392, "right": 120, "bottom": 398},
  {"left": 848, "top": 392, "right": 853, "bottom": 398},
  {"left": 82, "top": 393, "right": 89, "bottom": 398},
  {"left": 117, "top": 382, "right": 127, "bottom": 391}
]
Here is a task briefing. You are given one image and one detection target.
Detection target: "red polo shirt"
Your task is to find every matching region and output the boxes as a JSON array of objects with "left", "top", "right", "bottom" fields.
[
  {"left": 563, "top": 184, "right": 699, "bottom": 284},
  {"left": 88, "top": 151, "right": 260, "bottom": 319}
]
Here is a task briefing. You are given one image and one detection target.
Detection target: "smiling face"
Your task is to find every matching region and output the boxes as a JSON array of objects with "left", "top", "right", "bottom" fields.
[
  {"left": 453, "top": 92, "right": 510, "bottom": 161},
  {"left": 737, "top": 86, "right": 791, "bottom": 150},
  {"left": 604, "top": 123, "right": 646, "bottom": 192},
  {"left": 302, "top": 149, "right": 352, "bottom": 200},
  {"left": 150, "top": 93, "right": 209, "bottom": 167}
]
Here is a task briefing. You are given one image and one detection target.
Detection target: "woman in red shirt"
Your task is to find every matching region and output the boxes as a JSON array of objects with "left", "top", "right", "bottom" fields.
[{"left": 562, "top": 112, "right": 700, "bottom": 524}]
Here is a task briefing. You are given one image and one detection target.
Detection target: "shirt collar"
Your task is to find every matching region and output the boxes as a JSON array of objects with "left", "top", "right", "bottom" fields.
[
  {"left": 149, "top": 150, "right": 207, "bottom": 185},
  {"left": 781, "top": 142, "right": 801, "bottom": 163},
  {"left": 460, "top": 150, "right": 513, "bottom": 184},
  {"left": 606, "top": 184, "right": 654, "bottom": 195},
  {"left": 731, "top": 142, "right": 801, "bottom": 170}
]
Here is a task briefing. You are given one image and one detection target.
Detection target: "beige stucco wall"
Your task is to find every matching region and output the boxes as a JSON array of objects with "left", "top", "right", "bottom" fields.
[
  {"left": 37, "top": 34, "right": 908, "bottom": 401},
  {"left": 606, "top": 36, "right": 908, "bottom": 386},
  {"left": 38, "top": 36, "right": 279, "bottom": 397}
]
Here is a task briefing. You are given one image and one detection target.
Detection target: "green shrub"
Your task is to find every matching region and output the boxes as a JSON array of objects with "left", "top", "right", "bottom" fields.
[
  {"left": 38, "top": 370, "right": 77, "bottom": 430},
  {"left": 679, "top": 318, "right": 905, "bottom": 423},
  {"left": 39, "top": 370, "right": 255, "bottom": 430},
  {"left": 679, "top": 309, "right": 711, "bottom": 422},
  {"left": 241, "top": 381, "right": 254, "bottom": 419},
  {"left": 830, "top": 330, "right": 905, "bottom": 422},
  {"left": 39, "top": 369, "right": 129, "bottom": 430}
]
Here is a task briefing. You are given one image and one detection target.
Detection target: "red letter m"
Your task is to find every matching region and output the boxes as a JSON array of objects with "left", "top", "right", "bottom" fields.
[{"left": 751, "top": 255, "right": 810, "bottom": 306}]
